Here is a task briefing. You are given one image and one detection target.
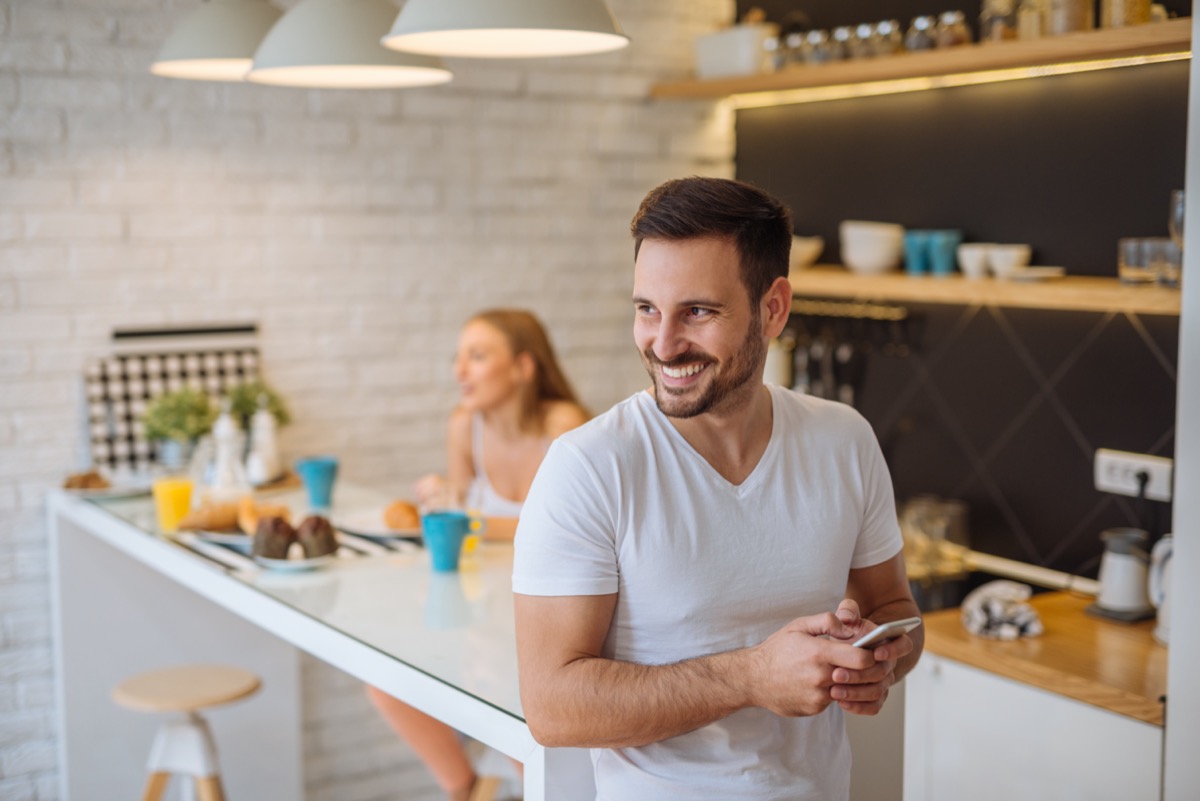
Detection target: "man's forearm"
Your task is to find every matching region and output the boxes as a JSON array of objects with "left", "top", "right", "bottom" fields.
[
  {"left": 523, "top": 647, "right": 755, "bottom": 749},
  {"left": 864, "top": 599, "right": 924, "bottom": 682}
]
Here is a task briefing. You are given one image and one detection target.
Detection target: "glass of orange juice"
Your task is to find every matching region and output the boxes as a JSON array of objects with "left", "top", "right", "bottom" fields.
[{"left": 152, "top": 477, "right": 194, "bottom": 533}]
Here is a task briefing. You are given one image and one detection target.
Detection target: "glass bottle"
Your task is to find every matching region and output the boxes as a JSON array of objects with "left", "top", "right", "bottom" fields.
[{"left": 1017, "top": 0, "right": 1045, "bottom": 39}]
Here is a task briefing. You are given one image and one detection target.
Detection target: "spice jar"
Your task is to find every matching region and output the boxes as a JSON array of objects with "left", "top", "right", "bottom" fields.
[
  {"left": 936, "top": 11, "right": 972, "bottom": 47},
  {"left": 904, "top": 16, "right": 938, "bottom": 51},
  {"left": 980, "top": 0, "right": 1017, "bottom": 41},
  {"left": 1101, "top": 0, "right": 1151, "bottom": 27},
  {"left": 872, "top": 20, "right": 904, "bottom": 56}
]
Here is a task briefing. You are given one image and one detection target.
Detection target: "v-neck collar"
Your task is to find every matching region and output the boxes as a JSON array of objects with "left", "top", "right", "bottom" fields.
[{"left": 638, "top": 385, "right": 780, "bottom": 497}]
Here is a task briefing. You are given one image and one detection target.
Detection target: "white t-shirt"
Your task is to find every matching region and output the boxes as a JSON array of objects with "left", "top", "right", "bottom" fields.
[{"left": 513, "top": 384, "right": 903, "bottom": 801}]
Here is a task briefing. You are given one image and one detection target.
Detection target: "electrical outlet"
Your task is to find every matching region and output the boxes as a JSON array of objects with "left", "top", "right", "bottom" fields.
[{"left": 1093, "top": 449, "right": 1173, "bottom": 501}]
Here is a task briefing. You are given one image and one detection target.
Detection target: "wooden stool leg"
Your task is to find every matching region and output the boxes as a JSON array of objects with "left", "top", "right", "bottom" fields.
[
  {"left": 468, "top": 775, "right": 502, "bottom": 801},
  {"left": 141, "top": 771, "right": 170, "bottom": 801},
  {"left": 195, "top": 775, "right": 225, "bottom": 801}
]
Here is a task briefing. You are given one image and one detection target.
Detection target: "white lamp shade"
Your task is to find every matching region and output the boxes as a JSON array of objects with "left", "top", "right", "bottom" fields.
[
  {"left": 248, "top": 0, "right": 453, "bottom": 88},
  {"left": 151, "top": 0, "right": 282, "bottom": 81},
  {"left": 382, "top": 0, "right": 630, "bottom": 58}
]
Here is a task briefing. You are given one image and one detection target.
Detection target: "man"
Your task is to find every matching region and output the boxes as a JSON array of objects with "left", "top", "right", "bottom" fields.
[{"left": 513, "top": 176, "right": 922, "bottom": 800}]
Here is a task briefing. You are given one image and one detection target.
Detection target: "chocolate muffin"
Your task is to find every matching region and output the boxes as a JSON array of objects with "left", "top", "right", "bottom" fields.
[
  {"left": 253, "top": 516, "right": 295, "bottom": 559},
  {"left": 296, "top": 515, "right": 338, "bottom": 558}
]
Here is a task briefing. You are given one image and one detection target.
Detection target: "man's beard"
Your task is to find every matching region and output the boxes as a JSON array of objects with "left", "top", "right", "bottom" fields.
[{"left": 642, "top": 313, "right": 766, "bottom": 419}]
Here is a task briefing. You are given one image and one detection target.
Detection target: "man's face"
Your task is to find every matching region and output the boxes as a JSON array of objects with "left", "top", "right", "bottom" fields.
[{"left": 632, "top": 236, "right": 767, "bottom": 419}]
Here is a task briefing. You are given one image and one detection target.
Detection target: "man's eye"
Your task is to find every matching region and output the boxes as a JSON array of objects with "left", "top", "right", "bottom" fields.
[{"left": 689, "top": 307, "right": 713, "bottom": 318}]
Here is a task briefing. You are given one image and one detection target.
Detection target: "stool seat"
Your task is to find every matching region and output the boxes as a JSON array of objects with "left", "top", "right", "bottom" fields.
[{"left": 114, "top": 664, "right": 261, "bottom": 713}]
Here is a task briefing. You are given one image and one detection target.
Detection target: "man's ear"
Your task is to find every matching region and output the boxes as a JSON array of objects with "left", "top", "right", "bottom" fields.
[{"left": 761, "top": 276, "right": 793, "bottom": 338}]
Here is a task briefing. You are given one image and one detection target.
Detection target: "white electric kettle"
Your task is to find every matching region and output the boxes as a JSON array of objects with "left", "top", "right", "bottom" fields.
[
  {"left": 1095, "top": 527, "right": 1153, "bottom": 618},
  {"left": 1149, "top": 533, "right": 1173, "bottom": 645}
]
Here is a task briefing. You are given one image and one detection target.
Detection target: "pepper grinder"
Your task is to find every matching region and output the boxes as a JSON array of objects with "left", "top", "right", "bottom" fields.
[{"left": 245, "top": 394, "right": 281, "bottom": 486}]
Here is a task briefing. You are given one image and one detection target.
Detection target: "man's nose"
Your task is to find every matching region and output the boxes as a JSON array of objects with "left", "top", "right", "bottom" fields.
[{"left": 652, "top": 317, "right": 689, "bottom": 363}]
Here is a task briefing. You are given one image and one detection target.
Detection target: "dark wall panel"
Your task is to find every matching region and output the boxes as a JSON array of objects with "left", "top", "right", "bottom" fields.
[{"left": 737, "top": 61, "right": 1189, "bottom": 275}]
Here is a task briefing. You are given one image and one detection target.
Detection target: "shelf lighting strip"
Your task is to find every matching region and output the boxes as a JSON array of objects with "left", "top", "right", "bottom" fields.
[{"left": 730, "top": 51, "right": 1191, "bottom": 109}]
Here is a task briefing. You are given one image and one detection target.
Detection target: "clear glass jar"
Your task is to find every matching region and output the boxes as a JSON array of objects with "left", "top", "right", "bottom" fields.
[
  {"left": 980, "top": 0, "right": 1018, "bottom": 41},
  {"left": 849, "top": 23, "right": 875, "bottom": 58},
  {"left": 904, "top": 16, "right": 938, "bottom": 51},
  {"left": 804, "top": 29, "right": 833, "bottom": 64},
  {"left": 936, "top": 10, "right": 972, "bottom": 47},
  {"left": 829, "top": 26, "right": 853, "bottom": 60},
  {"left": 872, "top": 20, "right": 904, "bottom": 56}
]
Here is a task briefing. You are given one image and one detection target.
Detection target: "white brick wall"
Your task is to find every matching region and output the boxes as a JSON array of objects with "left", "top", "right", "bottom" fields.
[{"left": 0, "top": 0, "right": 735, "bottom": 797}]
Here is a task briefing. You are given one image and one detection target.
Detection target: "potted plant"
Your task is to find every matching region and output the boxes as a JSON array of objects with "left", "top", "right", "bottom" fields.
[
  {"left": 141, "top": 387, "right": 217, "bottom": 469},
  {"left": 224, "top": 380, "right": 291, "bottom": 431}
]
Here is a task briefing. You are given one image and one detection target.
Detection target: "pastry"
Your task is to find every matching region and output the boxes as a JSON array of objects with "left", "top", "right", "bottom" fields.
[
  {"left": 178, "top": 502, "right": 240, "bottom": 532},
  {"left": 296, "top": 515, "right": 338, "bottom": 558},
  {"left": 63, "top": 469, "right": 111, "bottom": 490},
  {"left": 238, "top": 496, "right": 292, "bottom": 535},
  {"left": 383, "top": 500, "right": 420, "bottom": 530},
  {"left": 253, "top": 516, "right": 296, "bottom": 559}
]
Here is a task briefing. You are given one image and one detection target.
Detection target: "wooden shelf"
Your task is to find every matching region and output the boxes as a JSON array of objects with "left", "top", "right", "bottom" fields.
[
  {"left": 651, "top": 18, "right": 1191, "bottom": 102},
  {"left": 789, "top": 266, "right": 1181, "bottom": 316}
]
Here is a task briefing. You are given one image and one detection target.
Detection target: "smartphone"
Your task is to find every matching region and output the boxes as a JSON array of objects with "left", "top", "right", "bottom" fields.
[{"left": 851, "top": 616, "right": 922, "bottom": 649}]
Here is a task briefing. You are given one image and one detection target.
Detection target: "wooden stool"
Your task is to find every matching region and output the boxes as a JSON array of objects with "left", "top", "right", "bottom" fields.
[{"left": 112, "top": 664, "right": 261, "bottom": 801}]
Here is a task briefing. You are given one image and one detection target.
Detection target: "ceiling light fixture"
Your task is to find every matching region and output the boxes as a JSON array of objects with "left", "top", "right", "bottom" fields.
[
  {"left": 248, "top": 0, "right": 453, "bottom": 89},
  {"left": 382, "top": 0, "right": 629, "bottom": 59},
  {"left": 151, "top": 0, "right": 282, "bottom": 82}
]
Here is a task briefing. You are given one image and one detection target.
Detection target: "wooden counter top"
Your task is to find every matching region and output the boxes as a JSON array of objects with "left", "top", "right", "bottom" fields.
[{"left": 922, "top": 592, "right": 1168, "bottom": 726}]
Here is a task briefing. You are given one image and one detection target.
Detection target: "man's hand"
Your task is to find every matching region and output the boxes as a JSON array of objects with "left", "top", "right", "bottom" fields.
[
  {"left": 826, "top": 598, "right": 916, "bottom": 717},
  {"left": 748, "top": 610, "right": 877, "bottom": 718}
]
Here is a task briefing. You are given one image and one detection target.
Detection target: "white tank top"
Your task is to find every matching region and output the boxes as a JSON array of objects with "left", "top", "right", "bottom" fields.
[{"left": 465, "top": 414, "right": 539, "bottom": 519}]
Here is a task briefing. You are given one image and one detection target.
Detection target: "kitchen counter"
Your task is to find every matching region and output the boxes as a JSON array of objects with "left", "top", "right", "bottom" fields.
[
  {"left": 46, "top": 486, "right": 593, "bottom": 801},
  {"left": 920, "top": 591, "right": 1167, "bottom": 726}
]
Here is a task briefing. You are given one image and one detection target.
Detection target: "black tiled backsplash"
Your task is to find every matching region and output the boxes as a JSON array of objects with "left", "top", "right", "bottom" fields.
[{"left": 793, "top": 301, "right": 1178, "bottom": 577}]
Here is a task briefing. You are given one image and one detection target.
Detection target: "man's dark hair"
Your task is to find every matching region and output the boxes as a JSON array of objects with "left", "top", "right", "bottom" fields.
[{"left": 630, "top": 176, "right": 793, "bottom": 302}]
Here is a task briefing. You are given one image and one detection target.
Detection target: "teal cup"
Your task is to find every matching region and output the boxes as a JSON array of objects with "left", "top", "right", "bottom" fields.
[
  {"left": 904, "top": 230, "right": 932, "bottom": 275},
  {"left": 927, "top": 230, "right": 964, "bottom": 276},
  {"left": 422, "top": 511, "right": 472, "bottom": 572},
  {"left": 295, "top": 456, "right": 338, "bottom": 510}
]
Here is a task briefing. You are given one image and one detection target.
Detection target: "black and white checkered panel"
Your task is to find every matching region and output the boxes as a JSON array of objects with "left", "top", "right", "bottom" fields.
[{"left": 84, "top": 349, "right": 259, "bottom": 472}]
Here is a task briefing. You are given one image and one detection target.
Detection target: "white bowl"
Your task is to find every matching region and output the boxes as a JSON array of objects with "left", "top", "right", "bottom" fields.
[
  {"left": 988, "top": 244, "right": 1033, "bottom": 278},
  {"left": 840, "top": 220, "right": 904, "bottom": 274},
  {"left": 790, "top": 235, "right": 825, "bottom": 271},
  {"left": 957, "top": 243, "right": 994, "bottom": 279}
]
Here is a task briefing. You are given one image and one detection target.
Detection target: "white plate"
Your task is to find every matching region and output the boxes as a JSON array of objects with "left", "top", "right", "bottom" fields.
[
  {"left": 64, "top": 474, "right": 153, "bottom": 499},
  {"left": 192, "top": 531, "right": 253, "bottom": 552},
  {"left": 334, "top": 508, "right": 422, "bottom": 539},
  {"left": 1007, "top": 266, "right": 1066, "bottom": 282},
  {"left": 254, "top": 554, "right": 336, "bottom": 572}
]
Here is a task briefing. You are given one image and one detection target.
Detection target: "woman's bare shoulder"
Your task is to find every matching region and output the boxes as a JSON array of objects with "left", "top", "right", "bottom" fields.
[{"left": 543, "top": 400, "right": 590, "bottom": 438}]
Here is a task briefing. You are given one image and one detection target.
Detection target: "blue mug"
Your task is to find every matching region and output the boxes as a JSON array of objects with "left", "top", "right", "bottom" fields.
[
  {"left": 927, "top": 230, "right": 964, "bottom": 276},
  {"left": 294, "top": 456, "right": 338, "bottom": 510},
  {"left": 422, "top": 511, "right": 474, "bottom": 572}
]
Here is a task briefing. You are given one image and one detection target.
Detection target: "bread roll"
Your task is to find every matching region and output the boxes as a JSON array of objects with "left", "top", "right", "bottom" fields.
[
  {"left": 238, "top": 496, "right": 292, "bottom": 535},
  {"left": 178, "top": 502, "right": 240, "bottom": 532},
  {"left": 384, "top": 500, "right": 420, "bottom": 530}
]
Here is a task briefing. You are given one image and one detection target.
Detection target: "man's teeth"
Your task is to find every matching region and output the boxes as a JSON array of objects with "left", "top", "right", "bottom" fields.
[{"left": 662, "top": 363, "right": 704, "bottom": 379}]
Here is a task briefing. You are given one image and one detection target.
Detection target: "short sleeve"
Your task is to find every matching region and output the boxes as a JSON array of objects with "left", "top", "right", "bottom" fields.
[
  {"left": 849, "top": 417, "right": 904, "bottom": 570},
  {"left": 513, "top": 438, "right": 620, "bottom": 596}
]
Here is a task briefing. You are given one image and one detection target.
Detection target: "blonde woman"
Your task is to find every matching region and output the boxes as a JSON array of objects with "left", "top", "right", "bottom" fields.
[{"left": 367, "top": 309, "right": 589, "bottom": 801}]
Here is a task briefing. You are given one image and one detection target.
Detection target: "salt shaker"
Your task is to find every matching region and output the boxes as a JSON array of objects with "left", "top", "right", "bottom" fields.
[
  {"left": 207, "top": 400, "right": 250, "bottom": 503},
  {"left": 245, "top": 394, "right": 281, "bottom": 486}
]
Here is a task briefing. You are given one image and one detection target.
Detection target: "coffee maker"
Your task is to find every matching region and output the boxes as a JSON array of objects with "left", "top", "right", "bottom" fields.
[{"left": 1087, "top": 527, "right": 1154, "bottom": 622}]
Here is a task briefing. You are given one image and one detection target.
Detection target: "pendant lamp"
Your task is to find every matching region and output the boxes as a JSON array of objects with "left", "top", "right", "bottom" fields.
[
  {"left": 382, "top": 0, "right": 630, "bottom": 59},
  {"left": 151, "top": 0, "right": 282, "bottom": 81},
  {"left": 248, "top": 0, "right": 453, "bottom": 89}
]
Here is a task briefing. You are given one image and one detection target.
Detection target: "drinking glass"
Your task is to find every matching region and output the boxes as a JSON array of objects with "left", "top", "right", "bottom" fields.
[{"left": 1169, "top": 189, "right": 1185, "bottom": 249}]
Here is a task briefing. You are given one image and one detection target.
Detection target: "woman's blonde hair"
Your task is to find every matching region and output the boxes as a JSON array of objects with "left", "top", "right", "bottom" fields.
[{"left": 468, "top": 309, "right": 587, "bottom": 432}]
